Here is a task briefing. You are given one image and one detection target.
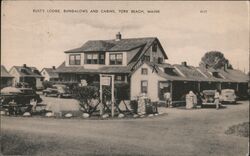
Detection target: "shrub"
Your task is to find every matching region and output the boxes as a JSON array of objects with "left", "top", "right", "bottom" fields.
[
  {"left": 72, "top": 86, "right": 100, "bottom": 114},
  {"left": 42, "top": 81, "right": 54, "bottom": 89}
]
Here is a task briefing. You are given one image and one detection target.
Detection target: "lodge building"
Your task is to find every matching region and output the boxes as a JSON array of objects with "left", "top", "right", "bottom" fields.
[{"left": 56, "top": 33, "right": 249, "bottom": 101}]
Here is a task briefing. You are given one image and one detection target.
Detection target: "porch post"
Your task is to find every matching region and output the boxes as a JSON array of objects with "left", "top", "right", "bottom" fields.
[
  {"left": 124, "top": 75, "right": 128, "bottom": 83},
  {"left": 198, "top": 82, "right": 201, "bottom": 92},
  {"left": 170, "top": 81, "right": 173, "bottom": 100},
  {"left": 111, "top": 75, "right": 115, "bottom": 118},
  {"left": 99, "top": 74, "right": 103, "bottom": 116}
]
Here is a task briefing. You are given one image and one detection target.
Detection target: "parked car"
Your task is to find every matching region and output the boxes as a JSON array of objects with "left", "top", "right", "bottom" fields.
[
  {"left": 42, "top": 84, "right": 71, "bottom": 98},
  {"left": 0, "top": 87, "right": 42, "bottom": 105},
  {"left": 220, "top": 89, "right": 236, "bottom": 104},
  {"left": 201, "top": 90, "right": 217, "bottom": 107}
]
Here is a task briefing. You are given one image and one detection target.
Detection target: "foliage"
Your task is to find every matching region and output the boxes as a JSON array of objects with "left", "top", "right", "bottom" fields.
[
  {"left": 42, "top": 81, "right": 54, "bottom": 89},
  {"left": 225, "top": 122, "right": 249, "bottom": 137},
  {"left": 200, "top": 51, "right": 233, "bottom": 69},
  {"left": 72, "top": 86, "right": 100, "bottom": 114}
]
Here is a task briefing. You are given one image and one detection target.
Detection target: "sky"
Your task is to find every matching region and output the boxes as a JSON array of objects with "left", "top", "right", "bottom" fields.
[{"left": 1, "top": 1, "right": 249, "bottom": 72}]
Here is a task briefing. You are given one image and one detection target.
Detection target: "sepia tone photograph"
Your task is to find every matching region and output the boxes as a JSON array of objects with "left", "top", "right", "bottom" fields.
[{"left": 1, "top": 1, "right": 249, "bottom": 156}]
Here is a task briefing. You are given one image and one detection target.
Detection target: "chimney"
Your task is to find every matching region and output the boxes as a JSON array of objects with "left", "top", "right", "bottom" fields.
[
  {"left": 52, "top": 66, "right": 56, "bottom": 70},
  {"left": 115, "top": 32, "right": 122, "bottom": 41},
  {"left": 224, "top": 61, "right": 228, "bottom": 71},
  {"left": 181, "top": 61, "right": 187, "bottom": 67},
  {"left": 23, "top": 64, "right": 27, "bottom": 68}
]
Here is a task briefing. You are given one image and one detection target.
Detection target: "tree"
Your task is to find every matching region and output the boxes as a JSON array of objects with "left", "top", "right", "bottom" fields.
[{"left": 200, "top": 51, "right": 233, "bottom": 69}]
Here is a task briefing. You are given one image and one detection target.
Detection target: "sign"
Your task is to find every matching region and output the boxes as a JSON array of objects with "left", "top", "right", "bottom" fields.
[{"left": 100, "top": 76, "right": 111, "bottom": 86}]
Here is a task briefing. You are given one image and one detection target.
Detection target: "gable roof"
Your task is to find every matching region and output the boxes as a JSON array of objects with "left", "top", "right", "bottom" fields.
[
  {"left": 41, "top": 68, "right": 59, "bottom": 78},
  {"left": 11, "top": 66, "right": 43, "bottom": 78},
  {"left": 1, "top": 65, "right": 13, "bottom": 78},
  {"left": 55, "top": 62, "right": 131, "bottom": 74}
]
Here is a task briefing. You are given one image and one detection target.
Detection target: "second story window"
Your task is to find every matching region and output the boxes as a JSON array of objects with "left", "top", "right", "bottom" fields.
[
  {"left": 69, "top": 54, "right": 81, "bottom": 65},
  {"left": 141, "top": 68, "right": 148, "bottom": 75},
  {"left": 152, "top": 43, "right": 157, "bottom": 52},
  {"left": 86, "top": 54, "right": 98, "bottom": 64},
  {"left": 141, "top": 80, "right": 148, "bottom": 94},
  {"left": 110, "top": 53, "right": 123, "bottom": 65},
  {"left": 85, "top": 53, "right": 105, "bottom": 64}
]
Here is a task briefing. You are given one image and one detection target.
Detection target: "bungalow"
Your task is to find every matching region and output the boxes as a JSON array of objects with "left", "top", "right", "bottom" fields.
[
  {"left": 9, "top": 64, "right": 44, "bottom": 89},
  {"left": 56, "top": 32, "right": 168, "bottom": 87},
  {"left": 41, "top": 66, "right": 60, "bottom": 81},
  {"left": 1, "top": 65, "right": 13, "bottom": 89}
]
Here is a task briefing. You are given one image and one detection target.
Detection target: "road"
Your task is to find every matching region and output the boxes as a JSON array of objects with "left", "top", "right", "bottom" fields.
[{"left": 1, "top": 101, "right": 249, "bottom": 156}]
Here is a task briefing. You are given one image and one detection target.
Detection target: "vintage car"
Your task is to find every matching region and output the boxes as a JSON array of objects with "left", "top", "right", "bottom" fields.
[
  {"left": 0, "top": 87, "right": 42, "bottom": 105},
  {"left": 42, "top": 84, "right": 71, "bottom": 98},
  {"left": 200, "top": 90, "right": 220, "bottom": 108},
  {"left": 220, "top": 89, "right": 236, "bottom": 104}
]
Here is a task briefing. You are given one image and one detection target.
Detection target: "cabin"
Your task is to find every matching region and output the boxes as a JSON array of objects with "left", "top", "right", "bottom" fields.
[
  {"left": 0, "top": 65, "right": 13, "bottom": 89},
  {"left": 41, "top": 66, "right": 60, "bottom": 82},
  {"left": 9, "top": 64, "right": 44, "bottom": 90}
]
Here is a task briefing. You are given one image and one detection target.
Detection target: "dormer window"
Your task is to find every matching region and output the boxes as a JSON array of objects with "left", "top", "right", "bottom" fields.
[
  {"left": 69, "top": 54, "right": 81, "bottom": 65},
  {"left": 152, "top": 43, "right": 157, "bottom": 52},
  {"left": 212, "top": 72, "right": 223, "bottom": 78},
  {"left": 164, "top": 68, "right": 178, "bottom": 76},
  {"left": 110, "top": 53, "right": 123, "bottom": 65},
  {"left": 85, "top": 53, "right": 105, "bottom": 64}
]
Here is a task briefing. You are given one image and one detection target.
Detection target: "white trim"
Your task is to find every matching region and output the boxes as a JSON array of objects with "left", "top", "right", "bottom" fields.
[
  {"left": 174, "top": 66, "right": 186, "bottom": 77},
  {"left": 196, "top": 68, "right": 208, "bottom": 78}
]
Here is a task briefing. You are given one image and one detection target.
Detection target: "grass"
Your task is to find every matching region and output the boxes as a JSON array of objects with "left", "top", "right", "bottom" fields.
[
  {"left": 225, "top": 122, "right": 249, "bottom": 137},
  {"left": 0, "top": 131, "right": 60, "bottom": 155}
]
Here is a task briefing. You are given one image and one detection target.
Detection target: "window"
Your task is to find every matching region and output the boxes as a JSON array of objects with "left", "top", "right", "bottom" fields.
[
  {"left": 141, "top": 68, "right": 148, "bottom": 75},
  {"left": 141, "top": 80, "right": 148, "bottom": 93},
  {"left": 99, "top": 54, "right": 105, "bottom": 64},
  {"left": 86, "top": 54, "right": 98, "bottom": 64},
  {"left": 158, "top": 58, "right": 163, "bottom": 64},
  {"left": 142, "top": 55, "right": 150, "bottom": 62},
  {"left": 164, "top": 68, "right": 178, "bottom": 76},
  {"left": 69, "top": 54, "right": 81, "bottom": 65},
  {"left": 152, "top": 43, "right": 157, "bottom": 52},
  {"left": 116, "top": 75, "right": 122, "bottom": 81},
  {"left": 86, "top": 53, "right": 105, "bottom": 64},
  {"left": 110, "top": 53, "right": 123, "bottom": 65}
]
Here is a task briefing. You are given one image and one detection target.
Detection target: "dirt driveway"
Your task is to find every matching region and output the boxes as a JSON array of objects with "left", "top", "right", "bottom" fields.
[{"left": 1, "top": 101, "right": 249, "bottom": 156}]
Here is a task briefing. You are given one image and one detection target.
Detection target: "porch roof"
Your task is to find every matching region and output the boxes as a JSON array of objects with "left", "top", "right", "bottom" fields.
[{"left": 55, "top": 62, "right": 131, "bottom": 74}]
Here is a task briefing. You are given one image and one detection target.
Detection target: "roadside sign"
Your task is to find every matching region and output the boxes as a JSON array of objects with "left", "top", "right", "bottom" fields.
[{"left": 101, "top": 77, "right": 111, "bottom": 86}]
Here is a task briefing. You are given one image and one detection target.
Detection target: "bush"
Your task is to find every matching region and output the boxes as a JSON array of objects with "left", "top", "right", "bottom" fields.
[
  {"left": 42, "top": 81, "right": 54, "bottom": 89},
  {"left": 72, "top": 86, "right": 100, "bottom": 114},
  {"left": 225, "top": 122, "right": 249, "bottom": 137}
]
